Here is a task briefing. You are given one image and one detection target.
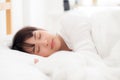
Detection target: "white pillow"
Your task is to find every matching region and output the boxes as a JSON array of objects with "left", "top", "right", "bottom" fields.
[
  {"left": 0, "top": 44, "right": 50, "bottom": 80},
  {"left": 91, "top": 9, "right": 120, "bottom": 58},
  {"left": 0, "top": 46, "right": 45, "bottom": 64},
  {"left": 0, "top": 54, "right": 50, "bottom": 80}
]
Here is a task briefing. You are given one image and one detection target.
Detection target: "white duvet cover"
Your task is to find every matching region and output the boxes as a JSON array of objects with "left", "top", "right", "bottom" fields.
[{"left": 35, "top": 51, "right": 120, "bottom": 80}]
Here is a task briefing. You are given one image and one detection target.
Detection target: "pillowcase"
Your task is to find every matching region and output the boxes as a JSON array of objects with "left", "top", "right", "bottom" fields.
[
  {"left": 0, "top": 54, "right": 50, "bottom": 80},
  {"left": 0, "top": 39, "right": 49, "bottom": 80},
  {"left": 0, "top": 35, "right": 45, "bottom": 65}
]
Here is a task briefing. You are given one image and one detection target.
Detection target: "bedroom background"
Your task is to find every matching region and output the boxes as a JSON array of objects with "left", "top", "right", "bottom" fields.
[
  {"left": 1, "top": 0, "right": 120, "bottom": 80},
  {"left": 0, "top": 0, "right": 120, "bottom": 41}
]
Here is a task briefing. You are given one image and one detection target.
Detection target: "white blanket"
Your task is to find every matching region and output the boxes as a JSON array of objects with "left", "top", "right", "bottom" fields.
[
  {"left": 35, "top": 51, "right": 120, "bottom": 80},
  {"left": 1, "top": 46, "right": 120, "bottom": 80},
  {"left": 104, "top": 40, "right": 120, "bottom": 67}
]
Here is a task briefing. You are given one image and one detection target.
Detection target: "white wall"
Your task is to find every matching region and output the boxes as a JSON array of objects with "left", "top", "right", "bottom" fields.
[
  {"left": 1, "top": 0, "right": 120, "bottom": 42},
  {"left": 23, "top": 0, "right": 30, "bottom": 26},
  {"left": 0, "top": 0, "right": 8, "bottom": 37},
  {"left": 11, "top": 0, "right": 24, "bottom": 35},
  {"left": 27, "top": 0, "right": 64, "bottom": 33},
  {"left": 28, "top": 0, "right": 46, "bottom": 27},
  {"left": 2, "top": 0, "right": 120, "bottom": 36},
  {"left": 43, "top": 0, "right": 64, "bottom": 32},
  {"left": 69, "top": 0, "right": 120, "bottom": 6},
  {"left": 97, "top": 0, "right": 120, "bottom": 6},
  {"left": 0, "top": 0, "right": 64, "bottom": 37}
]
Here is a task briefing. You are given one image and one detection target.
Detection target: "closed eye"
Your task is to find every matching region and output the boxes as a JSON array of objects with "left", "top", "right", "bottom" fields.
[
  {"left": 32, "top": 43, "right": 41, "bottom": 54},
  {"left": 37, "top": 45, "right": 40, "bottom": 53},
  {"left": 32, "top": 46, "right": 35, "bottom": 53}
]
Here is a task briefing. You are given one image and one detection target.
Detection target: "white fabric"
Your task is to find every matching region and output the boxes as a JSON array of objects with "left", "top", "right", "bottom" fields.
[
  {"left": 1, "top": 46, "right": 120, "bottom": 80},
  {"left": 59, "top": 7, "right": 120, "bottom": 58},
  {"left": 0, "top": 55, "right": 49, "bottom": 80},
  {"left": 91, "top": 9, "right": 120, "bottom": 58},
  {"left": 0, "top": 43, "right": 50, "bottom": 80},
  {"left": 104, "top": 40, "right": 120, "bottom": 67},
  {"left": 60, "top": 11, "right": 97, "bottom": 53},
  {"left": 35, "top": 51, "right": 120, "bottom": 80}
]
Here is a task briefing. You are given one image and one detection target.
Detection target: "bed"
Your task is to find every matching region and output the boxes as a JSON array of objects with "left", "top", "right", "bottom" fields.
[{"left": 1, "top": 5, "right": 120, "bottom": 80}]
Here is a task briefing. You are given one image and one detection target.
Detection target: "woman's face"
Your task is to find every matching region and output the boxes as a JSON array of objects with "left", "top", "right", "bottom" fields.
[{"left": 24, "top": 30, "right": 62, "bottom": 57}]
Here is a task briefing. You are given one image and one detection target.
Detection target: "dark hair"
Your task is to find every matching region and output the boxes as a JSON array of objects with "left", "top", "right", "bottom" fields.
[{"left": 11, "top": 26, "right": 38, "bottom": 53}]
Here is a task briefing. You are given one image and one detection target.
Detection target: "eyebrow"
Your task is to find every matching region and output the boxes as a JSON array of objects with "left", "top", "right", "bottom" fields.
[{"left": 23, "top": 43, "right": 35, "bottom": 53}]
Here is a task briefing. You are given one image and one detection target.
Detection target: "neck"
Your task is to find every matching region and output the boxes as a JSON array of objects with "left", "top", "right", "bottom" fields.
[{"left": 57, "top": 34, "right": 72, "bottom": 51}]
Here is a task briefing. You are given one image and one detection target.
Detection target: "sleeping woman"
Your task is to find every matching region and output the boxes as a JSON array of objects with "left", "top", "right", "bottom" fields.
[
  {"left": 11, "top": 13, "right": 97, "bottom": 59},
  {"left": 11, "top": 26, "right": 72, "bottom": 57}
]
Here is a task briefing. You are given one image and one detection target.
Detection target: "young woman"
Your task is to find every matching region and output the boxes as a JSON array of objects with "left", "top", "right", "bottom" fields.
[
  {"left": 11, "top": 26, "right": 72, "bottom": 57},
  {"left": 11, "top": 14, "right": 97, "bottom": 57}
]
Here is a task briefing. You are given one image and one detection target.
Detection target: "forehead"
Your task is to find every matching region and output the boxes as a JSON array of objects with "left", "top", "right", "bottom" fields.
[
  {"left": 33, "top": 29, "right": 47, "bottom": 34},
  {"left": 34, "top": 28, "right": 45, "bottom": 32}
]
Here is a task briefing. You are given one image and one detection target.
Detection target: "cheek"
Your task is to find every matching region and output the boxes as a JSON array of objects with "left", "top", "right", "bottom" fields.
[
  {"left": 36, "top": 52, "right": 45, "bottom": 57},
  {"left": 38, "top": 49, "right": 52, "bottom": 57}
]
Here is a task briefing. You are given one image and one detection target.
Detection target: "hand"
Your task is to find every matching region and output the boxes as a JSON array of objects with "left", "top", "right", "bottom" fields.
[{"left": 34, "top": 58, "right": 39, "bottom": 64}]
